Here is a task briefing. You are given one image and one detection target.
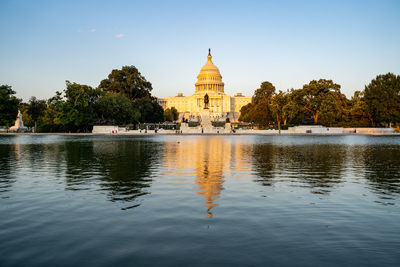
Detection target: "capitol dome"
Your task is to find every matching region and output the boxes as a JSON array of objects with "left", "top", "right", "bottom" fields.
[{"left": 195, "top": 49, "right": 224, "bottom": 93}]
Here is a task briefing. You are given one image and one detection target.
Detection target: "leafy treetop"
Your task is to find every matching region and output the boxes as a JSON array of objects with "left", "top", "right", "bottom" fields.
[
  {"left": 0, "top": 85, "right": 20, "bottom": 127},
  {"left": 98, "top": 66, "right": 153, "bottom": 100}
]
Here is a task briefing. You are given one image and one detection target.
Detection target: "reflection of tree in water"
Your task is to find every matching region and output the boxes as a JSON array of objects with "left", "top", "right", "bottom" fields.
[
  {"left": 360, "top": 146, "right": 400, "bottom": 199},
  {"left": 287, "top": 145, "right": 346, "bottom": 194},
  {"left": 251, "top": 144, "right": 275, "bottom": 186},
  {"left": 64, "top": 139, "right": 160, "bottom": 210},
  {"left": 252, "top": 144, "right": 346, "bottom": 194},
  {"left": 0, "top": 144, "right": 15, "bottom": 198},
  {"left": 0, "top": 138, "right": 67, "bottom": 198},
  {"left": 25, "top": 143, "right": 65, "bottom": 176},
  {"left": 64, "top": 141, "right": 98, "bottom": 189}
]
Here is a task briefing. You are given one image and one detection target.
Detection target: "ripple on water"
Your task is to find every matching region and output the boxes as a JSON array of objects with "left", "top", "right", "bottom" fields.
[{"left": 0, "top": 135, "right": 400, "bottom": 266}]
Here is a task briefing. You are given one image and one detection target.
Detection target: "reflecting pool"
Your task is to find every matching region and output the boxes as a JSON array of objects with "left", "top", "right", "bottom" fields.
[{"left": 0, "top": 135, "right": 400, "bottom": 266}]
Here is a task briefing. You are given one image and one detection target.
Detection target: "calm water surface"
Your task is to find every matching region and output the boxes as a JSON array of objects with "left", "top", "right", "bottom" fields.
[{"left": 0, "top": 135, "right": 400, "bottom": 266}]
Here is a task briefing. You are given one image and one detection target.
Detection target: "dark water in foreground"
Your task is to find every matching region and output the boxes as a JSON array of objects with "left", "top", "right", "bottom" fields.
[{"left": 0, "top": 135, "right": 400, "bottom": 266}]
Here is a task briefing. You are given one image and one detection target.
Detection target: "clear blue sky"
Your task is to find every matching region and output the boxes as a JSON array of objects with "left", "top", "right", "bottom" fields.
[{"left": 1, "top": 0, "right": 399, "bottom": 101}]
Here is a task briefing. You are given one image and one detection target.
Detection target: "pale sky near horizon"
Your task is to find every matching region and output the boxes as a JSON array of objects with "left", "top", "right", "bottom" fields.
[{"left": 0, "top": 0, "right": 399, "bottom": 101}]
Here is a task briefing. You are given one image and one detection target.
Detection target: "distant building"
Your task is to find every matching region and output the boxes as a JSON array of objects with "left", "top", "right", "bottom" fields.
[{"left": 158, "top": 50, "right": 251, "bottom": 122}]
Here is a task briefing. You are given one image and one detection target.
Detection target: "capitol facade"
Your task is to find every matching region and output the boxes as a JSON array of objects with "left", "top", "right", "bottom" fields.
[{"left": 158, "top": 50, "right": 251, "bottom": 122}]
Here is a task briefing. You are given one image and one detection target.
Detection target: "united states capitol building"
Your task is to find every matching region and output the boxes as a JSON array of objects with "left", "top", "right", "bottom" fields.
[{"left": 157, "top": 50, "right": 251, "bottom": 122}]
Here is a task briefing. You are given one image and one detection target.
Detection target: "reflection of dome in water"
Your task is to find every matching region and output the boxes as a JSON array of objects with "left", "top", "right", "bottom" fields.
[
  {"left": 163, "top": 138, "right": 232, "bottom": 217},
  {"left": 195, "top": 49, "right": 224, "bottom": 93},
  {"left": 193, "top": 138, "right": 226, "bottom": 217}
]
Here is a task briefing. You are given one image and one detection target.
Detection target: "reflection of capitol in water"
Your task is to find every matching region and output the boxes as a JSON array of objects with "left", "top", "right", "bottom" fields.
[{"left": 163, "top": 137, "right": 248, "bottom": 217}]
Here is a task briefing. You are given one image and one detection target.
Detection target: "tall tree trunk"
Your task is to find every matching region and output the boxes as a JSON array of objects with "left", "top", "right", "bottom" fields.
[
  {"left": 284, "top": 119, "right": 287, "bottom": 126},
  {"left": 34, "top": 121, "right": 37, "bottom": 133},
  {"left": 277, "top": 115, "right": 281, "bottom": 134},
  {"left": 313, "top": 112, "right": 319, "bottom": 124}
]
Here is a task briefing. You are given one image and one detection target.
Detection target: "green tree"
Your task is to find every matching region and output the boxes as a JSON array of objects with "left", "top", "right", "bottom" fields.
[
  {"left": 363, "top": 73, "right": 400, "bottom": 127},
  {"left": 253, "top": 81, "right": 276, "bottom": 104},
  {"left": 97, "top": 93, "right": 140, "bottom": 125},
  {"left": 22, "top": 109, "right": 34, "bottom": 127},
  {"left": 40, "top": 91, "right": 65, "bottom": 132},
  {"left": 300, "top": 79, "right": 342, "bottom": 124},
  {"left": 61, "top": 81, "right": 102, "bottom": 132},
  {"left": 282, "top": 89, "right": 304, "bottom": 125},
  {"left": 134, "top": 97, "right": 164, "bottom": 123},
  {"left": 0, "top": 85, "right": 20, "bottom": 127},
  {"left": 238, "top": 81, "right": 275, "bottom": 127},
  {"left": 238, "top": 103, "right": 253, "bottom": 122},
  {"left": 318, "top": 92, "right": 348, "bottom": 126},
  {"left": 270, "top": 91, "right": 288, "bottom": 133},
  {"left": 349, "top": 91, "right": 371, "bottom": 126},
  {"left": 98, "top": 66, "right": 153, "bottom": 100},
  {"left": 20, "top": 102, "right": 33, "bottom": 127},
  {"left": 98, "top": 65, "right": 164, "bottom": 123},
  {"left": 164, "top": 107, "right": 179, "bottom": 121},
  {"left": 26, "top": 96, "right": 46, "bottom": 132}
]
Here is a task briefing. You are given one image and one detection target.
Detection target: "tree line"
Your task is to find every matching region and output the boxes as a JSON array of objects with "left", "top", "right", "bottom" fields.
[
  {"left": 239, "top": 73, "right": 400, "bottom": 131},
  {"left": 1, "top": 70, "right": 399, "bottom": 132},
  {"left": 0, "top": 66, "right": 179, "bottom": 132}
]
